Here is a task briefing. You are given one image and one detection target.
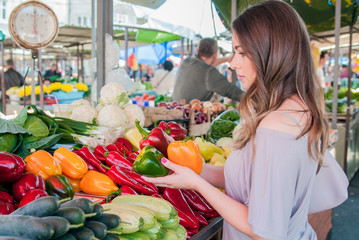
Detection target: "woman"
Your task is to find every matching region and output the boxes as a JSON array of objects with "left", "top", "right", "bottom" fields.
[
  {"left": 152, "top": 60, "right": 175, "bottom": 95},
  {"left": 143, "top": 1, "right": 348, "bottom": 239}
]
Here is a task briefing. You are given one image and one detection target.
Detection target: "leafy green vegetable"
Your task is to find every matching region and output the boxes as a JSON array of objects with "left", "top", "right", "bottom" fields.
[
  {"left": 23, "top": 116, "right": 49, "bottom": 138},
  {"left": 218, "top": 110, "right": 240, "bottom": 122},
  {"left": 14, "top": 144, "right": 32, "bottom": 159},
  {"left": 13, "top": 107, "right": 28, "bottom": 127},
  {"left": 207, "top": 119, "right": 237, "bottom": 143},
  {"left": 0, "top": 118, "right": 31, "bottom": 135},
  {"left": 24, "top": 133, "right": 63, "bottom": 150},
  {"left": 0, "top": 133, "right": 18, "bottom": 152}
]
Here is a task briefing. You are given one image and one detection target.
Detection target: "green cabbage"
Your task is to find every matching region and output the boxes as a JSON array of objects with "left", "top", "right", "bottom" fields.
[
  {"left": 22, "top": 116, "right": 49, "bottom": 144},
  {"left": 0, "top": 133, "right": 18, "bottom": 152}
]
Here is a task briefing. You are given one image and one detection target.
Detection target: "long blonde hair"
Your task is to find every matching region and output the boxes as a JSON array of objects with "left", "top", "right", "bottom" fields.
[{"left": 232, "top": 0, "right": 329, "bottom": 169}]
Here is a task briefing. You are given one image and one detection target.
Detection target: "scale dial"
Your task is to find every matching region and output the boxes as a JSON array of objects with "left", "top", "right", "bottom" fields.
[{"left": 8, "top": 1, "right": 59, "bottom": 49}]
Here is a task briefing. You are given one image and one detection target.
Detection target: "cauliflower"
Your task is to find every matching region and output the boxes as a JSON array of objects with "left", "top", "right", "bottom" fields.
[
  {"left": 70, "top": 104, "right": 98, "bottom": 123},
  {"left": 99, "top": 82, "right": 127, "bottom": 105},
  {"left": 123, "top": 104, "right": 145, "bottom": 128},
  {"left": 70, "top": 99, "right": 91, "bottom": 108},
  {"left": 97, "top": 105, "right": 128, "bottom": 128}
]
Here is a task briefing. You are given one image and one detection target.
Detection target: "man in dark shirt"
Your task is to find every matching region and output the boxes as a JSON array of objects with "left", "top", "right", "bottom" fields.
[
  {"left": 44, "top": 63, "right": 62, "bottom": 79},
  {"left": 172, "top": 38, "right": 243, "bottom": 103},
  {"left": 0, "top": 59, "right": 24, "bottom": 96}
]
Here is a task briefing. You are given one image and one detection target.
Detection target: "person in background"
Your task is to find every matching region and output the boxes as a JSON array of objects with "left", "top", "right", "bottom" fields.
[
  {"left": 0, "top": 59, "right": 24, "bottom": 97},
  {"left": 44, "top": 63, "right": 62, "bottom": 79},
  {"left": 171, "top": 38, "right": 243, "bottom": 103},
  {"left": 143, "top": 1, "right": 348, "bottom": 239},
  {"left": 152, "top": 60, "right": 176, "bottom": 95},
  {"left": 142, "top": 65, "right": 154, "bottom": 82},
  {"left": 317, "top": 51, "right": 328, "bottom": 88}
]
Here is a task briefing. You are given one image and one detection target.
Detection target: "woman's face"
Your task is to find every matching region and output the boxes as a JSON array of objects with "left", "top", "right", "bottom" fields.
[{"left": 230, "top": 34, "right": 257, "bottom": 90}]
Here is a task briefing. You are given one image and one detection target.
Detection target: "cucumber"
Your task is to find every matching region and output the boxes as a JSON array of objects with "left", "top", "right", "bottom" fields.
[
  {"left": 69, "top": 227, "right": 95, "bottom": 240},
  {"left": 158, "top": 214, "right": 179, "bottom": 229},
  {"left": 142, "top": 221, "right": 166, "bottom": 240},
  {"left": 0, "top": 215, "right": 54, "bottom": 240},
  {"left": 119, "top": 232, "right": 151, "bottom": 240},
  {"left": 111, "top": 195, "right": 177, "bottom": 221},
  {"left": 53, "top": 232, "right": 76, "bottom": 240},
  {"left": 88, "top": 203, "right": 104, "bottom": 220},
  {"left": 103, "top": 203, "right": 155, "bottom": 231},
  {"left": 42, "top": 216, "right": 83, "bottom": 238},
  {"left": 96, "top": 213, "right": 121, "bottom": 229},
  {"left": 163, "top": 229, "right": 180, "bottom": 240},
  {"left": 60, "top": 198, "right": 94, "bottom": 214},
  {"left": 102, "top": 206, "right": 143, "bottom": 234},
  {"left": 103, "top": 234, "right": 121, "bottom": 240},
  {"left": 11, "top": 196, "right": 67, "bottom": 217},
  {"left": 85, "top": 221, "right": 107, "bottom": 239},
  {"left": 171, "top": 225, "right": 187, "bottom": 240},
  {"left": 54, "top": 207, "right": 96, "bottom": 225}
]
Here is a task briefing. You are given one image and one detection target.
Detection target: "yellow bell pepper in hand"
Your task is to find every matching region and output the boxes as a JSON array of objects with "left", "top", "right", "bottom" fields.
[
  {"left": 54, "top": 147, "right": 88, "bottom": 179},
  {"left": 24, "top": 150, "right": 62, "bottom": 180},
  {"left": 80, "top": 170, "right": 119, "bottom": 196}
]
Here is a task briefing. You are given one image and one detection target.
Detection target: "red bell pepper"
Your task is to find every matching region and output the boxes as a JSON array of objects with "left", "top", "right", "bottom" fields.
[
  {"left": 120, "top": 185, "right": 138, "bottom": 195},
  {"left": 197, "top": 210, "right": 220, "bottom": 218},
  {"left": 182, "top": 190, "right": 214, "bottom": 213},
  {"left": 116, "top": 138, "right": 133, "bottom": 152},
  {"left": 77, "top": 147, "right": 108, "bottom": 174},
  {"left": 18, "top": 189, "right": 49, "bottom": 207},
  {"left": 94, "top": 146, "right": 109, "bottom": 162},
  {"left": 0, "top": 199, "right": 14, "bottom": 215},
  {"left": 0, "top": 191, "right": 13, "bottom": 204},
  {"left": 107, "top": 165, "right": 158, "bottom": 195},
  {"left": 0, "top": 151, "right": 26, "bottom": 183},
  {"left": 193, "top": 210, "right": 208, "bottom": 227},
  {"left": 127, "top": 152, "right": 139, "bottom": 163},
  {"left": 12, "top": 172, "right": 46, "bottom": 201},
  {"left": 105, "top": 151, "right": 133, "bottom": 170},
  {"left": 158, "top": 121, "right": 187, "bottom": 141},
  {"left": 135, "top": 121, "right": 170, "bottom": 157},
  {"left": 163, "top": 188, "right": 199, "bottom": 231},
  {"left": 114, "top": 142, "right": 131, "bottom": 156}
]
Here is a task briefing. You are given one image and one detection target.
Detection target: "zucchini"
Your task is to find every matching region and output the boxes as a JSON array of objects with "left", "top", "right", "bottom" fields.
[
  {"left": 54, "top": 207, "right": 96, "bottom": 225},
  {"left": 42, "top": 216, "right": 83, "bottom": 238},
  {"left": 11, "top": 196, "right": 67, "bottom": 217},
  {"left": 102, "top": 206, "right": 143, "bottom": 234},
  {"left": 85, "top": 221, "right": 107, "bottom": 239},
  {"left": 60, "top": 198, "right": 94, "bottom": 214},
  {"left": 103, "top": 203, "right": 155, "bottom": 231},
  {"left": 158, "top": 214, "right": 179, "bottom": 229},
  {"left": 119, "top": 232, "right": 151, "bottom": 240},
  {"left": 53, "top": 232, "right": 76, "bottom": 240},
  {"left": 96, "top": 213, "right": 121, "bottom": 229},
  {"left": 69, "top": 227, "right": 95, "bottom": 240},
  {"left": 171, "top": 225, "right": 187, "bottom": 240},
  {"left": 88, "top": 203, "right": 104, "bottom": 220},
  {"left": 142, "top": 221, "right": 166, "bottom": 240},
  {"left": 163, "top": 229, "right": 180, "bottom": 240},
  {"left": 111, "top": 195, "right": 177, "bottom": 221},
  {"left": 0, "top": 215, "right": 54, "bottom": 240}
]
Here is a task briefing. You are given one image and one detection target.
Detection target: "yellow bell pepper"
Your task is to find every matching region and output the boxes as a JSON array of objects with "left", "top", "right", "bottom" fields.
[
  {"left": 80, "top": 170, "right": 119, "bottom": 196},
  {"left": 195, "top": 137, "right": 214, "bottom": 162},
  {"left": 24, "top": 150, "right": 62, "bottom": 180},
  {"left": 124, "top": 127, "right": 142, "bottom": 151},
  {"left": 209, "top": 153, "right": 226, "bottom": 166},
  {"left": 67, "top": 177, "right": 82, "bottom": 193},
  {"left": 54, "top": 147, "right": 88, "bottom": 179}
]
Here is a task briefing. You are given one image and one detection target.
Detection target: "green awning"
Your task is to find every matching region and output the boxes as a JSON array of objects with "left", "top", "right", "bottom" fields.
[{"left": 136, "top": 29, "right": 181, "bottom": 43}]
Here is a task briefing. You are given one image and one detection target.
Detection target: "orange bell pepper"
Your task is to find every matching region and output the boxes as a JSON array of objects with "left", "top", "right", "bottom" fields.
[
  {"left": 24, "top": 150, "right": 62, "bottom": 180},
  {"left": 80, "top": 170, "right": 119, "bottom": 196},
  {"left": 67, "top": 177, "right": 81, "bottom": 193},
  {"left": 54, "top": 147, "right": 88, "bottom": 179},
  {"left": 167, "top": 140, "right": 204, "bottom": 174}
]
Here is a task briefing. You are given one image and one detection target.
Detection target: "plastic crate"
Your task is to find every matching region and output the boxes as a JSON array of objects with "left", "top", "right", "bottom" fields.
[{"left": 51, "top": 90, "right": 84, "bottom": 104}]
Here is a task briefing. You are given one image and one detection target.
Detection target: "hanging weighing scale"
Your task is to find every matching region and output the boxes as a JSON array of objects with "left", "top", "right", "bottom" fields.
[{"left": 8, "top": 0, "right": 59, "bottom": 109}]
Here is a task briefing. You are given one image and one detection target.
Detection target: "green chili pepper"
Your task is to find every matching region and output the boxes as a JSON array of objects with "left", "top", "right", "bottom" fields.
[
  {"left": 133, "top": 145, "right": 168, "bottom": 177},
  {"left": 46, "top": 174, "right": 74, "bottom": 199}
]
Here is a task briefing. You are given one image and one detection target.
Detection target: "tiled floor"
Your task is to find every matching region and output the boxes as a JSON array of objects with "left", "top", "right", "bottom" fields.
[{"left": 331, "top": 170, "right": 359, "bottom": 240}]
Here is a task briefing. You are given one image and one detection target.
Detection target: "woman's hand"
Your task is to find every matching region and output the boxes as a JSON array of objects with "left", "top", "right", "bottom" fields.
[{"left": 142, "top": 158, "right": 204, "bottom": 191}]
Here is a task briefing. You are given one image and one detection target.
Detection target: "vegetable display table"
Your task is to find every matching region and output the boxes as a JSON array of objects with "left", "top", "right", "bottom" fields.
[{"left": 190, "top": 217, "right": 223, "bottom": 240}]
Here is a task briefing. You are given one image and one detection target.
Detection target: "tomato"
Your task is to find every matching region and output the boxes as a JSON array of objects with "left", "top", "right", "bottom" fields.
[
  {"left": 147, "top": 95, "right": 156, "bottom": 100},
  {"left": 135, "top": 95, "right": 140, "bottom": 100},
  {"left": 142, "top": 93, "right": 149, "bottom": 100}
]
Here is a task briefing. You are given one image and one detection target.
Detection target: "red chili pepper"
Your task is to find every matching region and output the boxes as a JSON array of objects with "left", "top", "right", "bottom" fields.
[
  {"left": 182, "top": 190, "right": 214, "bottom": 213},
  {"left": 197, "top": 210, "right": 220, "bottom": 218},
  {"left": 18, "top": 189, "right": 49, "bottom": 208},
  {"left": 114, "top": 142, "right": 131, "bottom": 156},
  {"left": 163, "top": 188, "right": 199, "bottom": 230},
  {"left": 116, "top": 138, "right": 133, "bottom": 152},
  {"left": 73, "top": 149, "right": 96, "bottom": 171},
  {"left": 127, "top": 152, "right": 138, "bottom": 163},
  {"left": 105, "top": 151, "right": 133, "bottom": 170},
  {"left": 120, "top": 185, "right": 138, "bottom": 195},
  {"left": 0, "top": 199, "right": 14, "bottom": 215},
  {"left": 186, "top": 228, "right": 198, "bottom": 238},
  {"left": 77, "top": 147, "right": 108, "bottom": 174},
  {"left": 107, "top": 165, "right": 158, "bottom": 195},
  {"left": 106, "top": 144, "right": 120, "bottom": 153},
  {"left": 136, "top": 121, "right": 170, "bottom": 157},
  {"left": 121, "top": 169, "right": 158, "bottom": 194},
  {"left": 12, "top": 172, "right": 46, "bottom": 201},
  {"left": 0, "top": 191, "right": 13, "bottom": 204},
  {"left": 193, "top": 210, "right": 208, "bottom": 227},
  {"left": 0, "top": 151, "right": 26, "bottom": 184},
  {"left": 94, "top": 146, "right": 108, "bottom": 162},
  {"left": 158, "top": 121, "right": 187, "bottom": 141}
]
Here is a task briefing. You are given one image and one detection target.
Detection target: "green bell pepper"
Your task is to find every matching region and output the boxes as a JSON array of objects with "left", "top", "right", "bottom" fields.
[
  {"left": 133, "top": 145, "right": 169, "bottom": 177},
  {"left": 46, "top": 174, "right": 74, "bottom": 199}
]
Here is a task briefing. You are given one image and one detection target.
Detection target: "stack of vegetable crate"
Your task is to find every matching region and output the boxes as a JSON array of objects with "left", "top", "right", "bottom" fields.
[{"left": 189, "top": 111, "right": 211, "bottom": 137}]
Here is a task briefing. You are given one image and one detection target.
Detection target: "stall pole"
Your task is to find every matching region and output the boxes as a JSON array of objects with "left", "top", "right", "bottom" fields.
[
  {"left": 231, "top": 0, "right": 237, "bottom": 24},
  {"left": 331, "top": 0, "right": 341, "bottom": 130},
  {"left": 125, "top": 27, "right": 128, "bottom": 73},
  {"left": 343, "top": 24, "right": 353, "bottom": 174},
  {"left": 30, "top": 54, "right": 36, "bottom": 105},
  {"left": 180, "top": 37, "right": 184, "bottom": 61},
  {"left": 0, "top": 41, "right": 5, "bottom": 114},
  {"left": 77, "top": 44, "right": 80, "bottom": 82},
  {"left": 81, "top": 44, "right": 84, "bottom": 83}
]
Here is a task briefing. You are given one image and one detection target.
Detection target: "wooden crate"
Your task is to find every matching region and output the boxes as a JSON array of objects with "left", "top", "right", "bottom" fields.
[{"left": 189, "top": 111, "right": 211, "bottom": 137}]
